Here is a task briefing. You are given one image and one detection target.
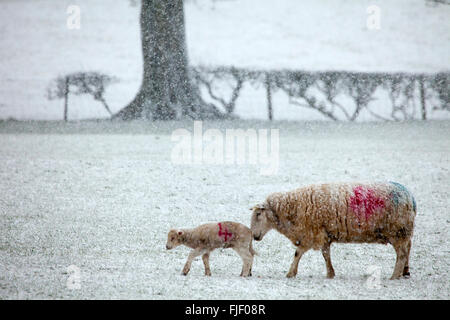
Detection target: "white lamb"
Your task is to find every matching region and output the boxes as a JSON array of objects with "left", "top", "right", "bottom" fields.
[{"left": 166, "top": 221, "right": 256, "bottom": 276}]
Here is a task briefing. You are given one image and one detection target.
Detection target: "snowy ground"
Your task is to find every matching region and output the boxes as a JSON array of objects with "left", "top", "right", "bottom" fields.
[
  {"left": 0, "top": 120, "right": 449, "bottom": 299},
  {"left": 0, "top": 0, "right": 449, "bottom": 121}
]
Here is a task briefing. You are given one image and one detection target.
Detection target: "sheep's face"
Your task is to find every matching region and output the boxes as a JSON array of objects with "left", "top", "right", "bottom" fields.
[
  {"left": 166, "top": 229, "right": 184, "bottom": 250},
  {"left": 250, "top": 203, "right": 273, "bottom": 241}
]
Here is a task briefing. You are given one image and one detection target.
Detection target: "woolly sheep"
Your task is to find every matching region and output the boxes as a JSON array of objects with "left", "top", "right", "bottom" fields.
[
  {"left": 166, "top": 221, "right": 256, "bottom": 277},
  {"left": 250, "top": 182, "right": 416, "bottom": 280}
]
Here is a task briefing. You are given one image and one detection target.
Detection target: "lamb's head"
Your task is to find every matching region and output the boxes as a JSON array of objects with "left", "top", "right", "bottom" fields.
[
  {"left": 166, "top": 229, "right": 184, "bottom": 250},
  {"left": 250, "top": 202, "right": 275, "bottom": 241}
]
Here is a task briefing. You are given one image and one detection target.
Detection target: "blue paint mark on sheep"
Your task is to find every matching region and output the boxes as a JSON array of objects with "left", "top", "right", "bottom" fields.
[{"left": 389, "top": 181, "right": 416, "bottom": 212}]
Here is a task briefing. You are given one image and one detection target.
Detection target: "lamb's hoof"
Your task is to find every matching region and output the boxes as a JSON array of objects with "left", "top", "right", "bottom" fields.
[
  {"left": 326, "top": 273, "right": 335, "bottom": 279},
  {"left": 286, "top": 272, "right": 297, "bottom": 278},
  {"left": 390, "top": 275, "right": 401, "bottom": 280},
  {"left": 182, "top": 269, "right": 189, "bottom": 276},
  {"left": 205, "top": 272, "right": 212, "bottom": 276}
]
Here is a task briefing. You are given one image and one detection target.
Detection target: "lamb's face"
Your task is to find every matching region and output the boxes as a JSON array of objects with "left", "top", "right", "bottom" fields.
[
  {"left": 166, "top": 229, "right": 183, "bottom": 250},
  {"left": 250, "top": 204, "right": 273, "bottom": 241}
]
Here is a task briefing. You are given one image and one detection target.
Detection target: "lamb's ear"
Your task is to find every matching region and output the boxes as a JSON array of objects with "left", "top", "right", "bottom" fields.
[{"left": 253, "top": 203, "right": 266, "bottom": 210}]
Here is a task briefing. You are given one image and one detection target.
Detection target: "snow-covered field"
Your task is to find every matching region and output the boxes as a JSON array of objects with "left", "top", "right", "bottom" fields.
[
  {"left": 0, "top": 0, "right": 449, "bottom": 121},
  {"left": 0, "top": 120, "right": 449, "bottom": 299}
]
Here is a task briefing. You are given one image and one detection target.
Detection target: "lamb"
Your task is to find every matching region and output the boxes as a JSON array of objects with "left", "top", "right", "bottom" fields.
[
  {"left": 250, "top": 182, "right": 417, "bottom": 280},
  {"left": 166, "top": 221, "right": 256, "bottom": 277}
]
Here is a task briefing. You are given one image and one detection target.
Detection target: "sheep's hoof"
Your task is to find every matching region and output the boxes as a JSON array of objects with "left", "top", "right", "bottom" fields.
[
  {"left": 326, "top": 273, "right": 335, "bottom": 279},
  {"left": 402, "top": 267, "right": 410, "bottom": 278},
  {"left": 182, "top": 269, "right": 189, "bottom": 276},
  {"left": 205, "top": 272, "right": 212, "bottom": 276}
]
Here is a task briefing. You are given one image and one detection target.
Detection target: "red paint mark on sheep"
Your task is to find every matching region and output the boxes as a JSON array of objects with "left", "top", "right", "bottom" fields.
[
  {"left": 218, "top": 223, "right": 233, "bottom": 242},
  {"left": 349, "top": 186, "right": 385, "bottom": 221}
]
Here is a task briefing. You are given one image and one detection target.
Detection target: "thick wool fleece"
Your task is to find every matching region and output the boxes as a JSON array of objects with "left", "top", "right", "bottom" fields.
[{"left": 265, "top": 182, "right": 416, "bottom": 250}]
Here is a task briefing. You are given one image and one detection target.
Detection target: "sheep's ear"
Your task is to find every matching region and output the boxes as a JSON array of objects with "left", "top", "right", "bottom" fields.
[
  {"left": 265, "top": 209, "right": 277, "bottom": 222},
  {"left": 255, "top": 203, "right": 266, "bottom": 210}
]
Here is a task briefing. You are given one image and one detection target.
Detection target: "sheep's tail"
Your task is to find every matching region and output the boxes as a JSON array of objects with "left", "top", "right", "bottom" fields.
[{"left": 249, "top": 240, "right": 257, "bottom": 256}]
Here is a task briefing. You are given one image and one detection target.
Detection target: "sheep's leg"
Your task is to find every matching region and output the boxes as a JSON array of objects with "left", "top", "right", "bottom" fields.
[
  {"left": 182, "top": 249, "right": 202, "bottom": 276},
  {"left": 287, "top": 247, "right": 307, "bottom": 278},
  {"left": 402, "top": 239, "right": 412, "bottom": 277},
  {"left": 202, "top": 252, "right": 212, "bottom": 276},
  {"left": 321, "top": 242, "right": 335, "bottom": 279},
  {"left": 390, "top": 240, "right": 409, "bottom": 280},
  {"left": 234, "top": 247, "right": 253, "bottom": 277}
]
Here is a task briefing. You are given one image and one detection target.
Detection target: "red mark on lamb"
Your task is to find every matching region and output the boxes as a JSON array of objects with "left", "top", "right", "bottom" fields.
[
  {"left": 218, "top": 223, "right": 233, "bottom": 242},
  {"left": 349, "top": 186, "right": 385, "bottom": 221}
]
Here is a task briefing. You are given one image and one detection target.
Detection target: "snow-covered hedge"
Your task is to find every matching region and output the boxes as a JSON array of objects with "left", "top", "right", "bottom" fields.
[
  {"left": 47, "top": 72, "right": 118, "bottom": 121},
  {"left": 192, "top": 66, "right": 450, "bottom": 121}
]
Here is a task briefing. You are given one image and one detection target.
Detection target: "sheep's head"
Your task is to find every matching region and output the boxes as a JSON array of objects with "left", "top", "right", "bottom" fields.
[
  {"left": 166, "top": 229, "right": 184, "bottom": 250},
  {"left": 250, "top": 202, "right": 274, "bottom": 241}
]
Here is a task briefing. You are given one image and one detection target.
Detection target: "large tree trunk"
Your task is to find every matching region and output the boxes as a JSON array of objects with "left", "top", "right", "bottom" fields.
[{"left": 115, "top": 0, "right": 218, "bottom": 120}]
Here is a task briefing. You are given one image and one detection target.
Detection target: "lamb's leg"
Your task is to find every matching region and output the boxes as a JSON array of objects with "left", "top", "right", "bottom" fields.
[
  {"left": 182, "top": 249, "right": 202, "bottom": 276},
  {"left": 321, "top": 242, "right": 335, "bottom": 279},
  {"left": 202, "top": 252, "right": 212, "bottom": 276},
  {"left": 287, "top": 246, "right": 307, "bottom": 278},
  {"left": 247, "top": 241, "right": 255, "bottom": 276},
  {"left": 390, "top": 240, "right": 409, "bottom": 280},
  {"left": 402, "top": 239, "right": 412, "bottom": 277},
  {"left": 234, "top": 247, "right": 253, "bottom": 277},
  {"left": 248, "top": 254, "right": 253, "bottom": 277}
]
